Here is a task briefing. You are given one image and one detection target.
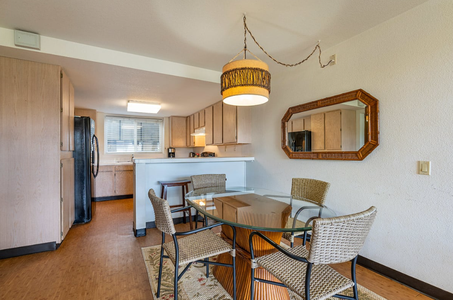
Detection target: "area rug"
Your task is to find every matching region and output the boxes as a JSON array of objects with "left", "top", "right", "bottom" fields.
[{"left": 142, "top": 245, "right": 387, "bottom": 300}]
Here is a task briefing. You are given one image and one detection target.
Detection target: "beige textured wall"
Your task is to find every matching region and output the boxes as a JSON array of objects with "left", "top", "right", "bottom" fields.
[{"left": 247, "top": 0, "right": 453, "bottom": 292}]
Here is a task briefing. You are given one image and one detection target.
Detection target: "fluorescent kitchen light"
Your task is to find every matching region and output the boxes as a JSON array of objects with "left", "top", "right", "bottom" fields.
[{"left": 127, "top": 100, "right": 161, "bottom": 114}]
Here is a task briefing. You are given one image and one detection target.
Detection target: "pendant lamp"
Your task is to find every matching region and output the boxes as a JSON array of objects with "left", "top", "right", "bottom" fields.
[
  {"left": 221, "top": 15, "right": 334, "bottom": 106},
  {"left": 221, "top": 58, "right": 270, "bottom": 106}
]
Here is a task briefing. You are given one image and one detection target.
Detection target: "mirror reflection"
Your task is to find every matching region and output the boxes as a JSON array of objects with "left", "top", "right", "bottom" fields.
[{"left": 287, "top": 100, "right": 366, "bottom": 152}]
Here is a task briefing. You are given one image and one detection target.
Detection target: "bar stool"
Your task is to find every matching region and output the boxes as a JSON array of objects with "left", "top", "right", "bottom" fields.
[{"left": 159, "top": 179, "right": 192, "bottom": 229}]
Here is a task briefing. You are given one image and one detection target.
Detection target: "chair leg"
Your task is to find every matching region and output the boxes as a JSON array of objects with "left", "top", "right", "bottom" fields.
[
  {"left": 351, "top": 256, "right": 359, "bottom": 300},
  {"left": 195, "top": 211, "right": 199, "bottom": 229},
  {"left": 174, "top": 263, "right": 179, "bottom": 300},
  {"left": 303, "top": 231, "right": 308, "bottom": 246},
  {"left": 305, "top": 263, "right": 313, "bottom": 300},
  {"left": 157, "top": 232, "right": 165, "bottom": 298},
  {"left": 232, "top": 253, "right": 236, "bottom": 300},
  {"left": 250, "top": 267, "right": 255, "bottom": 300},
  {"left": 205, "top": 258, "right": 209, "bottom": 278}
]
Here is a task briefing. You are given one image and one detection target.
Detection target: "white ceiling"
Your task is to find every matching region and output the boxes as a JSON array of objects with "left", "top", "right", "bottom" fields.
[{"left": 0, "top": 0, "right": 427, "bottom": 117}]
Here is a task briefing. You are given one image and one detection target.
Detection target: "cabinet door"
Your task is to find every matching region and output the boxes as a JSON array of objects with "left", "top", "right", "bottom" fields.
[
  {"left": 186, "top": 116, "right": 190, "bottom": 147},
  {"left": 223, "top": 103, "right": 237, "bottom": 144},
  {"left": 236, "top": 106, "right": 251, "bottom": 144},
  {"left": 205, "top": 106, "right": 213, "bottom": 145},
  {"left": 189, "top": 115, "right": 194, "bottom": 146},
  {"left": 291, "top": 118, "right": 304, "bottom": 132},
  {"left": 325, "top": 110, "right": 342, "bottom": 150},
  {"left": 69, "top": 82, "right": 75, "bottom": 151},
  {"left": 311, "top": 113, "right": 325, "bottom": 150},
  {"left": 340, "top": 110, "right": 357, "bottom": 151},
  {"left": 60, "top": 70, "right": 70, "bottom": 151},
  {"left": 213, "top": 101, "right": 223, "bottom": 144},
  {"left": 170, "top": 116, "right": 187, "bottom": 147},
  {"left": 93, "top": 166, "right": 115, "bottom": 197},
  {"left": 60, "top": 158, "right": 74, "bottom": 240},
  {"left": 115, "top": 169, "right": 134, "bottom": 196},
  {"left": 304, "top": 116, "right": 311, "bottom": 131},
  {"left": 194, "top": 113, "right": 199, "bottom": 129},
  {"left": 199, "top": 109, "right": 205, "bottom": 127}
]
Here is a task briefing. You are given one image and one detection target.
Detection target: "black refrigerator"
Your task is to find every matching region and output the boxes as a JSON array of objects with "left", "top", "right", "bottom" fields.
[
  {"left": 74, "top": 116, "right": 99, "bottom": 224},
  {"left": 288, "top": 130, "right": 312, "bottom": 152}
]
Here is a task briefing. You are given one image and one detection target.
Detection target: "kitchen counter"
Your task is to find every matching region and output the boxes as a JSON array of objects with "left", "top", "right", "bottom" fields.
[
  {"left": 134, "top": 156, "right": 254, "bottom": 164},
  {"left": 133, "top": 156, "right": 255, "bottom": 237}
]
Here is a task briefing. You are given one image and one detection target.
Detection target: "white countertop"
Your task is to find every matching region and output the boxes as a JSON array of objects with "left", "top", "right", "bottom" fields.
[
  {"left": 134, "top": 157, "right": 255, "bottom": 164},
  {"left": 99, "top": 162, "right": 133, "bottom": 166}
]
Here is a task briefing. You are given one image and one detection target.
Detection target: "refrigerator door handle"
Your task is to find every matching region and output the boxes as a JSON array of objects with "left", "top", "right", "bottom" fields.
[{"left": 92, "top": 134, "right": 100, "bottom": 178}]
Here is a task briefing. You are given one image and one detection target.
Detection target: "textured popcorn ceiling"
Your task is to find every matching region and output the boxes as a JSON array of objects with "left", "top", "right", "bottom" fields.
[{"left": 0, "top": 0, "right": 427, "bottom": 116}]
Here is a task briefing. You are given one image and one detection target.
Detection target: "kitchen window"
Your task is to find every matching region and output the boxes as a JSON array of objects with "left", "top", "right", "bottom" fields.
[{"left": 104, "top": 116, "right": 163, "bottom": 153}]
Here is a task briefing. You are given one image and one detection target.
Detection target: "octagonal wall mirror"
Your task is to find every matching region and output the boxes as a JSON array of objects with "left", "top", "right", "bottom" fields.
[{"left": 282, "top": 89, "right": 379, "bottom": 160}]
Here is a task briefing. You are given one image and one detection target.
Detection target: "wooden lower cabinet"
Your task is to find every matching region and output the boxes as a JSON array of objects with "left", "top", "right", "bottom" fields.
[
  {"left": 114, "top": 166, "right": 134, "bottom": 195},
  {"left": 92, "top": 165, "right": 133, "bottom": 199},
  {"left": 60, "top": 158, "right": 75, "bottom": 240}
]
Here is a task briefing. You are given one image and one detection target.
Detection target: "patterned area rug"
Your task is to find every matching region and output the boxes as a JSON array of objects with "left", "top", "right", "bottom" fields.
[{"left": 142, "top": 245, "right": 387, "bottom": 300}]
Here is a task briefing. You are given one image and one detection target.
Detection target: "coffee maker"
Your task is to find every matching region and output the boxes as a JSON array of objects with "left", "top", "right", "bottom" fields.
[{"left": 168, "top": 147, "right": 175, "bottom": 158}]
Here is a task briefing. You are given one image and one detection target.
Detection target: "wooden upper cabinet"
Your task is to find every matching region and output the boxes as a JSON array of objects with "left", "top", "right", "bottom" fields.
[
  {"left": 223, "top": 103, "right": 237, "bottom": 144},
  {"left": 187, "top": 114, "right": 195, "bottom": 147},
  {"left": 205, "top": 106, "right": 213, "bottom": 145},
  {"left": 325, "top": 110, "right": 356, "bottom": 151},
  {"left": 236, "top": 106, "right": 251, "bottom": 144},
  {"left": 69, "top": 82, "right": 74, "bottom": 150},
  {"left": 194, "top": 113, "right": 199, "bottom": 129},
  {"left": 199, "top": 109, "right": 205, "bottom": 127},
  {"left": 311, "top": 109, "right": 357, "bottom": 151},
  {"left": 169, "top": 116, "right": 187, "bottom": 147},
  {"left": 223, "top": 104, "right": 251, "bottom": 144},
  {"left": 311, "top": 113, "right": 325, "bottom": 150},
  {"left": 289, "top": 118, "right": 304, "bottom": 132},
  {"left": 325, "top": 110, "right": 342, "bottom": 150},
  {"left": 213, "top": 101, "right": 223, "bottom": 144},
  {"left": 60, "top": 70, "right": 74, "bottom": 151}
]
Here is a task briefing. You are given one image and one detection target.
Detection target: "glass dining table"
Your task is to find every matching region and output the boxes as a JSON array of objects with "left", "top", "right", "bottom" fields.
[{"left": 185, "top": 186, "right": 336, "bottom": 300}]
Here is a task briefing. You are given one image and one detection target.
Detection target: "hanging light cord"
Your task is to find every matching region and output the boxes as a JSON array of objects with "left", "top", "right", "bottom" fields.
[{"left": 242, "top": 14, "right": 333, "bottom": 68}]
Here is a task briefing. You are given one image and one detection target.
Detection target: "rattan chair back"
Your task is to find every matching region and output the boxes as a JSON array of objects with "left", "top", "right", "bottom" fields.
[
  {"left": 291, "top": 178, "right": 330, "bottom": 205},
  {"left": 308, "top": 206, "right": 377, "bottom": 265},
  {"left": 191, "top": 174, "right": 226, "bottom": 190},
  {"left": 148, "top": 189, "right": 176, "bottom": 235}
]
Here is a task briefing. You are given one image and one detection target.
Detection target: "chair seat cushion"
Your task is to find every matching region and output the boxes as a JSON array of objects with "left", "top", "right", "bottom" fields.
[
  {"left": 282, "top": 217, "right": 307, "bottom": 240},
  {"left": 163, "top": 229, "right": 233, "bottom": 266},
  {"left": 256, "top": 245, "right": 353, "bottom": 300}
]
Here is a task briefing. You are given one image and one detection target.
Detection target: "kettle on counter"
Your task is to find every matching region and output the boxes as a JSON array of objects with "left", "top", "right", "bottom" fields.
[{"left": 189, "top": 152, "right": 196, "bottom": 157}]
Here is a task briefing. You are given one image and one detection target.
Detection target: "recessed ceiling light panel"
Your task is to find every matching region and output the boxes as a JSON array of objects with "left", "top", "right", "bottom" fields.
[{"left": 127, "top": 100, "right": 161, "bottom": 114}]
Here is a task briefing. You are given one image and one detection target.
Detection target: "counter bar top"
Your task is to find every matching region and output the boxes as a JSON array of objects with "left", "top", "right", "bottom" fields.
[
  {"left": 133, "top": 156, "right": 254, "bottom": 237},
  {"left": 134, "top": 157, "right": 255, "bottom": 164}
]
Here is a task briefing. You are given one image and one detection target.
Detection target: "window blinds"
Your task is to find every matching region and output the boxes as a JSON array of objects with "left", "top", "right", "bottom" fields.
[{"left": 105, "top": 116, "right": 163, "bottom": 153}]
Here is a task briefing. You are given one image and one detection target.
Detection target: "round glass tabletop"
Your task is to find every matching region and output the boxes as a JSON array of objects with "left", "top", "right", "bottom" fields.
[{"left": 185, "top": 186, "right": 336, "bottom": 232}]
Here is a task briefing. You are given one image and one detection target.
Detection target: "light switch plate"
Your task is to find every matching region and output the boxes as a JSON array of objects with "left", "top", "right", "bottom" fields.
[{"left": 419, "top": 161, "right": 431, "bottom": 175}]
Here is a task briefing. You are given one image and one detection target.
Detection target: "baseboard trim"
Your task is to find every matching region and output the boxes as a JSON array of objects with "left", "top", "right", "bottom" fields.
[
  {"left": 93, "top": 194, "right": 133, "bottom": 202},
  {"left": 0, "top": 242, "right": 57, "bottom": 259},
  {"left": 134, "top": 216, "right": 196, "bottom": 237},
  {"left": 358, "top": 255, "right": 452, "bottom": 300}
]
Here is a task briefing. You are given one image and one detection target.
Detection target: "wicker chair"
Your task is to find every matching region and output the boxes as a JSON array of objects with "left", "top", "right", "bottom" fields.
[
  {"left": 250, "top": 206, "right": 377, "bottom": 300},
  {"left": 282, "top": 178, "right": 331, "bottom": 247},
  {"left": 190, "top": 174, "right": 227, "bottom": 228},
  {"left": 148, "top": 189, "right": 236, "bottom": 300}
]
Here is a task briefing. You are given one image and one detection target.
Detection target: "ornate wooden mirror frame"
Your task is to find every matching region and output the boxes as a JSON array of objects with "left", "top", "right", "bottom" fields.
[{"left": 282, "top": 89, "right": 379, "bottom": 160}]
